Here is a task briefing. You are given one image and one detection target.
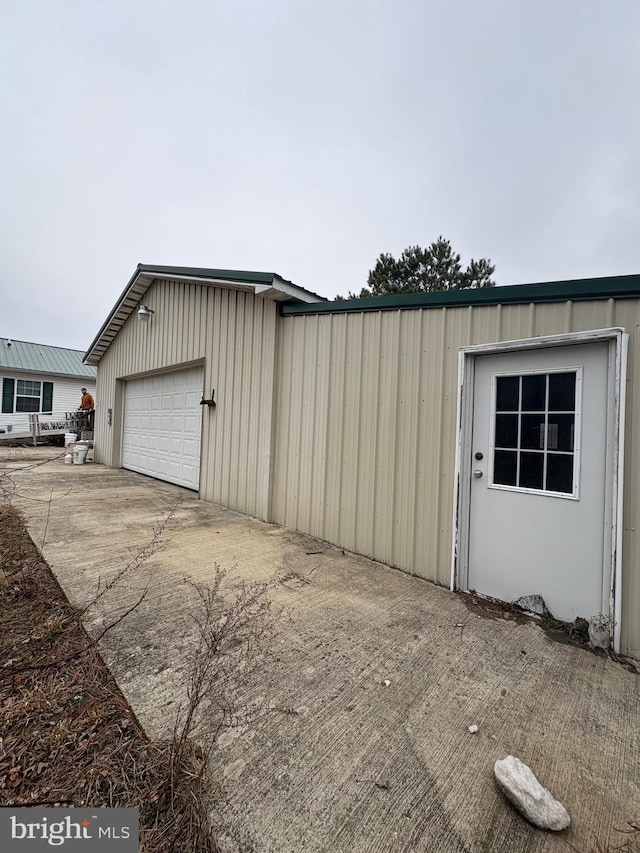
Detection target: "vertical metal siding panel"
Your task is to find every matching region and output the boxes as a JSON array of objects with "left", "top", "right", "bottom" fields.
[
  {"left": 570, "top": 300, "right": 613, "bottom": 334},
  {"left": 245, "top": 298, "right": 260, "bottom": 515},
  {"left": 234, "top": 292, "right": 247, "bottom": 512},
  {"left": 272, "top": 317, "right": 293, "bottom": 523},
  {"left": 230, "top": 293, "right": 246, "bottom": 510},
  {"left": 470, "top": 304, "right": 502, "bottom": 345},
  {"left": 392, "top": 310, "right": 421, "bottom": 570},
  {"left": 297, "top": 317, "right": 319, "bottom": 534},
  {"left": 213, "top": 289, "right": 226, "bottom": 504},
  {"left": 211, "top": 288, "right": 225, "bottom": 503},
  {"left": 323, "top": 315, "right": 348, "bottom": 544},
  {"left": 222, "top": 291, "right": 237, "bottom": 507},
  {"left": 500, "top": 303, "right": 535, "bottom": 341},
  {"left": 338, "top": 313, "right": 364, "bottom": 552},
  {"left": 309, "top": 315, "right": 331, "bottom": 539},
  {"left": 411, "top": 309, "right": 443, "bottom": 577},
  {"left": 175, "top": 282, "right": 183, "bottom": 365},
  {"left": 170, "top": 283, "right": 179, "bottom": 366},
  {"left": 242, "top": 295, "right": 257, "bottom": 515},
  {"left": 184, "top": 285, "right": 194, "bottom": 363},
  {"left": 257, "top": 303, "right": 277, "bottom": 520},
  {"left": 286, "top": 319, "right": 306, "bottom": 529},
  {"left": 200, "top": 286, "right": 213, "bottom": 501},
  {"left": 531, "top": 301, "right": 572, "bottom": 337},
  {"left": 373, "top": 312, "right": 400, "bottom": 563},
  {"left": 411, "top": 308, "right": 441, "bottom": 575},
  {"left": 189, "top": 284, "right": 198, "bottom": 362},
  {"left": 434, "top": 309, "right": 452, "bottom": 580},
  {"left": 354, "top": 312, "right": 381, "bottom": 554}
]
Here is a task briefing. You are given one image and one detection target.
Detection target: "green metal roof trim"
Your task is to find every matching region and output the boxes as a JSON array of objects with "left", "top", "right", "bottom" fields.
[
  {"left": 280, "top": 273, "right": 640, "bottom": 316},
  {"left": 0, "top": 338, "right": 97, "bottom": 378},
  {"left": 137, "top": 264, "right": 277, "bottom": 285}
]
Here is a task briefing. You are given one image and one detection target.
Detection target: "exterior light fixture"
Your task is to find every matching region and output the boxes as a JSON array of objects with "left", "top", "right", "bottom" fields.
[{"left": 137, "top": 304, "right": 155, "bottom": 320}]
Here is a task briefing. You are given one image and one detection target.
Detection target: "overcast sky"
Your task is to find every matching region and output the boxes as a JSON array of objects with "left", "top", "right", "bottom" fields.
[{"left": 1, "top": 1, "right": 639, "bottom": 350}]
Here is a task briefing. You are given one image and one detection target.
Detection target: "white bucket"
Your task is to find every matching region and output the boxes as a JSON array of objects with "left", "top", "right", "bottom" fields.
[
  {"left": 73, "top": 444, "right": 88, "bottom": 465},
  {"left": 64, "top": 433, "right": 77, "bottom": 447}
]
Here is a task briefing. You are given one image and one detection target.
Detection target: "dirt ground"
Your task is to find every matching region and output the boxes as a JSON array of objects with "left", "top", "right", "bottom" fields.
[
  {"left": 2, "top": 447, "right": 639, "bottom": 853},
  {"left": 0, "top": 499, "right": 217, "bottom": 852}
]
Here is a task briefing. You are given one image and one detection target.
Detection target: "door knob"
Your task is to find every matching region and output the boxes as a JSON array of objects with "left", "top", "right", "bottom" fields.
[{"left": 473, "top": 469, "right": 483, "bottom": 479}]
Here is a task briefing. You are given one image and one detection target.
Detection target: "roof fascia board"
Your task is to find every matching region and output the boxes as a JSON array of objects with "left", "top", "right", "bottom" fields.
[
  {"left": 137, "top": 264, "right": 274, "bottom": 285},
  {"left": 268, "top": 274, "right": 324, "bottom": 302},
  {"left": 84, "top": 266, "right": 151, "bottom": 364},
  {"left": 280, "top": 274, "right": 640, "bottom": 316}
]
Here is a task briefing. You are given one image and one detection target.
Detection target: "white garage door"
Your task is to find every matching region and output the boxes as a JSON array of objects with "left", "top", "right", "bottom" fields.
[{"left": 122, "top": 366, "right": 203, "bottom": 490}]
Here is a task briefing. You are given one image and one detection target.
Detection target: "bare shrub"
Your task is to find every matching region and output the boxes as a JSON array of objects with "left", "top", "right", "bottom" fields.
[{"left": 162, "top": 568, "right": 283, "bottom": 810}]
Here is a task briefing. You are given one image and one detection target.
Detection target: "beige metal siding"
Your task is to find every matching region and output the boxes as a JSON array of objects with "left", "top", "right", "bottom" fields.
[
  {"left": 273, "top": 298, "right": 640, "bottom": 658},
  {"left": 94, "top": 279, "right": 278, "bottom": 519}
]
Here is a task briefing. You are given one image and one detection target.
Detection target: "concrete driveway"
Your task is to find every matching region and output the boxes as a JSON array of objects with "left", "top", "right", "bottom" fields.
[{"left": 2, "top": 447, "right": 639, "bottom": 853}]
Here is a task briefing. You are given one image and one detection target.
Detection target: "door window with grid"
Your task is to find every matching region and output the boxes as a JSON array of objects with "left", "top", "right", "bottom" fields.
[{"left": 491, "top": 369, "right": 580, "bottom": 496}]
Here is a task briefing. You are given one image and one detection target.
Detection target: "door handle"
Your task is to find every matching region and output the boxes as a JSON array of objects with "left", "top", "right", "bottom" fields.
[{"left": 473, "top": 469, "right": 483, "bottom": 479}]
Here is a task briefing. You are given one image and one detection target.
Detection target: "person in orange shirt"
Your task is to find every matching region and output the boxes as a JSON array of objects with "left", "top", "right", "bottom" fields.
[{"left": 79, "top": 387, "right": 95, "bottom": 430}]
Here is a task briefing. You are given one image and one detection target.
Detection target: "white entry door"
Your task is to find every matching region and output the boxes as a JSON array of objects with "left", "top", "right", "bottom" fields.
[
  {"left": 122, "top": 366, "right": 203, "bottom": 490},
  {"left": 467, "top": 342, "right": 611, "bottom": 623}
]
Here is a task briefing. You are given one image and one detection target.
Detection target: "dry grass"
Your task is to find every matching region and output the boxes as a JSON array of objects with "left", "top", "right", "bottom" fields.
[{"left": 0, "top": 503, "right": 218, "bottom": 852}]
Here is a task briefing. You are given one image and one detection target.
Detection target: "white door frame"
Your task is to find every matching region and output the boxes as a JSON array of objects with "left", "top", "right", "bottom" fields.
[{"left": 450, "top": 327, "right": 628, "bottom": 652}]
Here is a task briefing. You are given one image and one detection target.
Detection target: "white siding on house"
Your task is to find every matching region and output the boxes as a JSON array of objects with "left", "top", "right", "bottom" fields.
[{"left": 0, "top": 374, "right": 96, "bottom": 431}]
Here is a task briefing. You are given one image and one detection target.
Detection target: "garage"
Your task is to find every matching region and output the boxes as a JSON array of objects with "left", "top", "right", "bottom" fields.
[
  {"left": 86, "top": 265, "right": 640, "bottom": 658},
  {"left": 121, "top": 366, "right": 203, "bottom": 490}
]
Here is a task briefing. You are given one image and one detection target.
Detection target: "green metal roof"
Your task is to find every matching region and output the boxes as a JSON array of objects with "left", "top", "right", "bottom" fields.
[
  {"left": 280, "top": 273, "right": 640, "bottom": 316},
  {"left": 0, "top": 338, "right": 97, "bottom": 378}
]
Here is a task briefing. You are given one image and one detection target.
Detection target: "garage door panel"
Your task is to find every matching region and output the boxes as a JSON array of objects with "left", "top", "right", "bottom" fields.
[
  {"left": 122, "top": 367, "right": 203, "bottom": 490},
  {"left": 182, "top": 438, "right": 198, "bottom": 457}
]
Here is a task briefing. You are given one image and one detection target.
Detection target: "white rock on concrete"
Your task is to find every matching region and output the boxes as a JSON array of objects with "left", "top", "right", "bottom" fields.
[{"left": 494, "top": 756, "right": 571, "bottom": 831}]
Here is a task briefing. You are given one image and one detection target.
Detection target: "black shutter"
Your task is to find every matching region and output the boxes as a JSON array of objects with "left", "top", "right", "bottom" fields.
[
  {"left": 2, "top": 378, "right": 14, "bottom": 413},
  {"left": 42, "top": 381, "right": 53, "bottom": 413}
]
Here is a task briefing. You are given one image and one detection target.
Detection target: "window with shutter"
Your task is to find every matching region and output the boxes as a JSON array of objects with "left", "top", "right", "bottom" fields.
[{"left": 16, "top": 380, "right": 42, "bottom": 412}]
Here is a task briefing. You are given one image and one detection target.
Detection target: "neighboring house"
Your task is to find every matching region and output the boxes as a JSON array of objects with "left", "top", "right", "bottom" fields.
[
  {"left": 85, "top": 265, "right": 640, "bottom": 659},
  {"left": 0, "top": 337, "right": 97, "bottom": 433}
]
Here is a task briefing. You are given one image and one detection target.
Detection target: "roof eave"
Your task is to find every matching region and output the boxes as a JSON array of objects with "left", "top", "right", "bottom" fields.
[
  {"left": 279, "top": 273, "right": 640, "bottom": 316},
  {"left": 84, "top": 265, "right": 323, "bottom": 365},
  {"left": 0, "top": 366, "right": 96, "bottom": 379}
]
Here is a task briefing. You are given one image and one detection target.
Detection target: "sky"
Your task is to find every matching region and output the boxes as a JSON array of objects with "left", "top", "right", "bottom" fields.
[{"left": 1, "top": 0, "right": 639, "bottom": 350}]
